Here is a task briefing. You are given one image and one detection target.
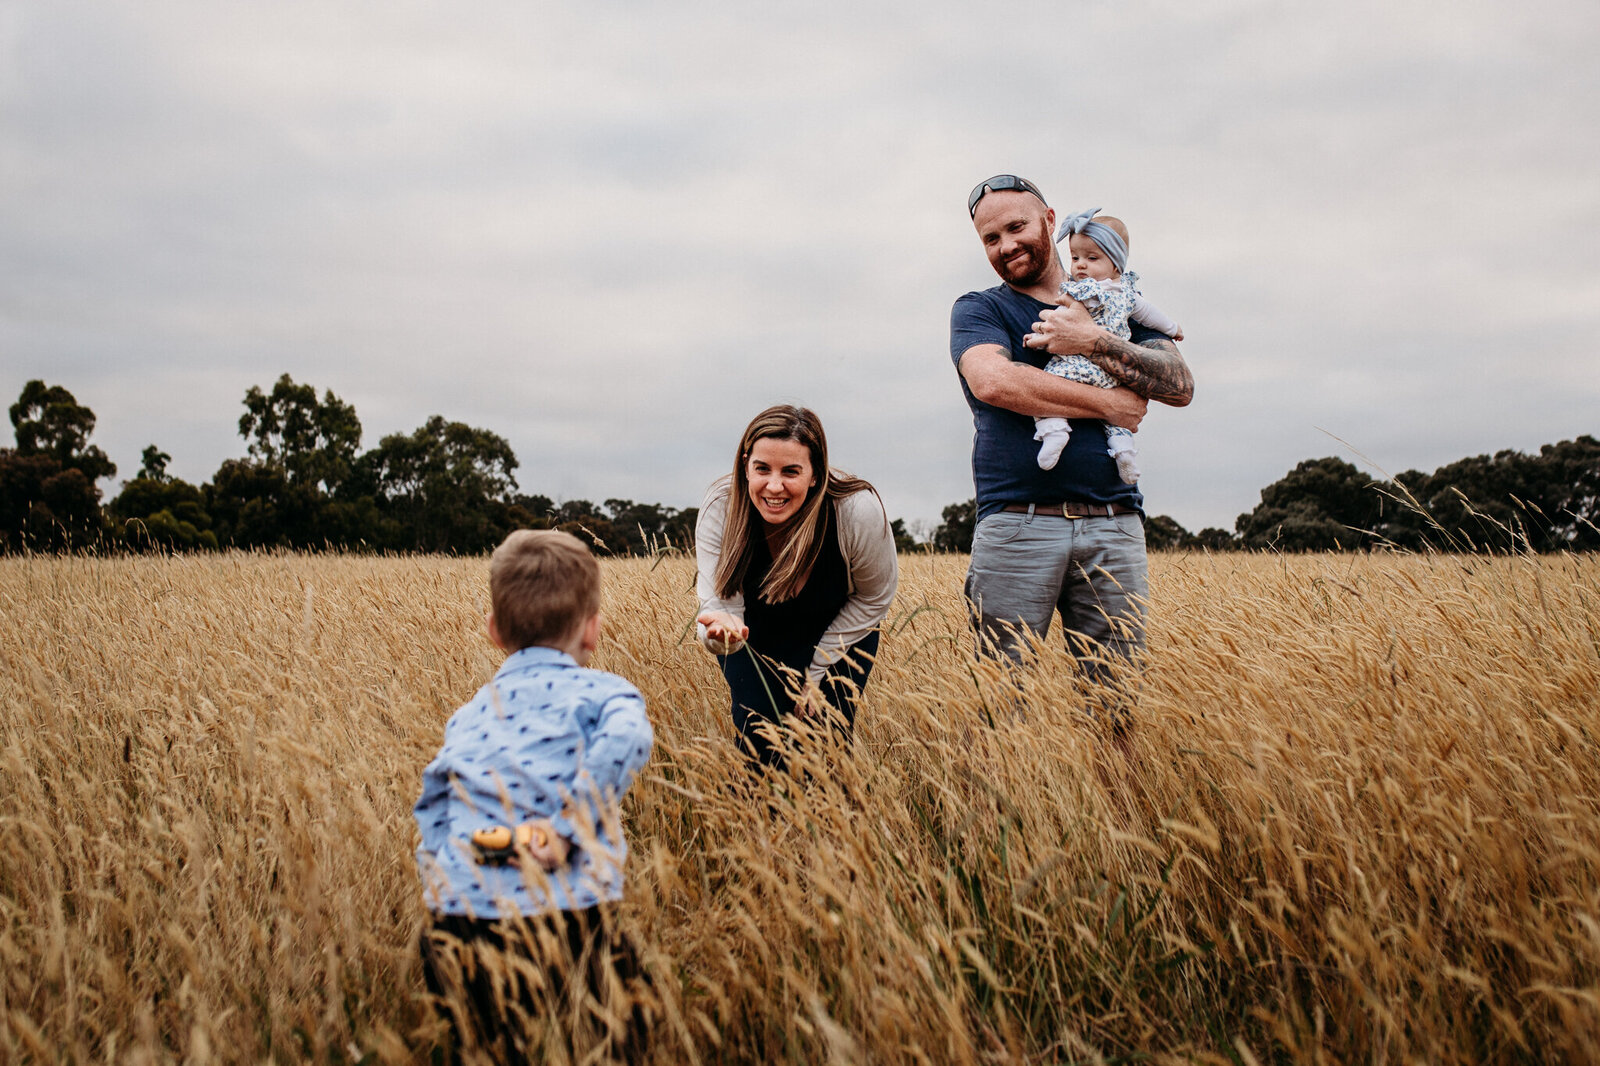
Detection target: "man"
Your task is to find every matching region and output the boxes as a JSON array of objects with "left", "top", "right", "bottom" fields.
[{"left": 950, "top": 174, "right": 1193, "bottom": 713}]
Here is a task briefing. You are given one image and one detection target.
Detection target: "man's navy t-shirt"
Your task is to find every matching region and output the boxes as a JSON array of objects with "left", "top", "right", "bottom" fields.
[{"left": 950, "top": 283, "right": 1158, "bottom": 523}]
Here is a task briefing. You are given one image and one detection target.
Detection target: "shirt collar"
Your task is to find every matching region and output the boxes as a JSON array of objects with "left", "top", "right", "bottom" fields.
[{"left": 495, "top": 645, "right": 578, "bottom": 679}]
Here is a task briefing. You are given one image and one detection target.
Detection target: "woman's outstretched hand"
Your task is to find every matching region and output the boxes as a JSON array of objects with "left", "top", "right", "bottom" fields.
[{"left": 697, "top": 611, "right": 749, "bottom": 654}]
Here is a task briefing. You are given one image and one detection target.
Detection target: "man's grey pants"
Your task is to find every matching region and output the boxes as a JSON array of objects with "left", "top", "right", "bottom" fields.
[{"left": 963, "top": 508, "right": 1149, "bottom": 686}]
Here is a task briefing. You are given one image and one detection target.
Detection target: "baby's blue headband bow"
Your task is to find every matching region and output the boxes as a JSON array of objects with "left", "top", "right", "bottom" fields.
[{"left": 1055, "top": 207, "right": 1128, "bottom": 274}]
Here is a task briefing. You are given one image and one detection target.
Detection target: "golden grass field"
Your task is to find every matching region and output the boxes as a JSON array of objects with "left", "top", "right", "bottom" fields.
[{"left": 4, "top": 548, "right": 1600, "bottom": 1063}]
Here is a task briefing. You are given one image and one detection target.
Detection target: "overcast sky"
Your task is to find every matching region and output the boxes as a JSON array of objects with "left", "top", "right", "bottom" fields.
[{"left": 5, "top": 1, "right": 1597, "bottom": 535}]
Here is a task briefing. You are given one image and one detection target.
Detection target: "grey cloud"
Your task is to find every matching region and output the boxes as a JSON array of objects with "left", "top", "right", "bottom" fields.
[{"left": 3, "top": 0, "right": 1596, "bottom": 535}]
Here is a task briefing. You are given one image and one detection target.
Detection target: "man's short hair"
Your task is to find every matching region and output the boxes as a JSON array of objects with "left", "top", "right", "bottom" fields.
[{"left": 489, "top": 529, "right": 601, "bottom": 651}]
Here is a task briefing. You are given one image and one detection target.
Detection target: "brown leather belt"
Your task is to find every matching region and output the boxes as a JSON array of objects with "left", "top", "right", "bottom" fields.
[{"left": 1001, "top": 502, "right": 1139, "bottom": 518}]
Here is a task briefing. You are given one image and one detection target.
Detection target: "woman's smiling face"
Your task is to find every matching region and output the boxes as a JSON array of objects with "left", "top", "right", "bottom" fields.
[{"left": 745, "top": 436, "right": 816, "bottom": 526}]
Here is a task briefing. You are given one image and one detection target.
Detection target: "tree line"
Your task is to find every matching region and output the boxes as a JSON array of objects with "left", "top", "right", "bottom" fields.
[
  {"left": 1, "top": 376, "right": 706, "bottom": 556},
  {"left": 929, "top": 443, "right": 1600, "bottom": 554},
  {"left": 3, "top": 377, "right": 1595, "bottom": 555}
]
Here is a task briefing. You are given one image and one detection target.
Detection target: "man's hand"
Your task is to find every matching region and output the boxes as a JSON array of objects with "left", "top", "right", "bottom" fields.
[
  {"left": 697, "top": 610, "right": 749, "bottom": 654},
  {"left": 1096, "top": 387, "right": 1149, "bottom": 432},
  {"left": 1023, "top": 301, "right": 1103, "bottom": 356}
]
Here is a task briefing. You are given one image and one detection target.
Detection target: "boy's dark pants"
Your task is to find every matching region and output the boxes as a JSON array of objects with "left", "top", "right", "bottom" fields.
[{"left": 420, "top": 905, "right": 650, "bottom": 1064}]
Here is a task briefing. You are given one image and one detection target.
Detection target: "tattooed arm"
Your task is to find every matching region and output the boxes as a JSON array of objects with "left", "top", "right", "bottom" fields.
[
  {"left": 959, "top": 344, "right": 1149, "bottom": 428},
  {"left": 1083, "top": 332, "right": 1193, "bottom": 407},
  {"left": 1025, "top": 302, "right": 1194, "bottom": 407}
]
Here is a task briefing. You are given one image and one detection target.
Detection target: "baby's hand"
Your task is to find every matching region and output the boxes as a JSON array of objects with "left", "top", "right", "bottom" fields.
[
  {"left": 1171, "top": 325, "right": 1184, "bottom": 342},
  {"left": 515, "top": 820, "right": 571, "bottom": 872},
  {"left": 697, "top": 610, "right": 749, "bottom": 654}
]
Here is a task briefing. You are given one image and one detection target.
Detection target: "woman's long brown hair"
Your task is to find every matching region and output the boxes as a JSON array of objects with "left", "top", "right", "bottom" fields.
[{"left": 712, "top": 405, "right": 877, "bottom": 604}]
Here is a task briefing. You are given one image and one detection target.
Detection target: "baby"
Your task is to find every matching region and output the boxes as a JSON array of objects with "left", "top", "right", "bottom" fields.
[{"left": 1034, "top": 208, "right": 1183, "bottom": 482}]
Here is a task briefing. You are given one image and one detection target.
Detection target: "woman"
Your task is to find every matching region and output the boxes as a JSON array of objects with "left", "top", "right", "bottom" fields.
[{"left": 695, "top": 405, "right": 898, "bottom": 771}]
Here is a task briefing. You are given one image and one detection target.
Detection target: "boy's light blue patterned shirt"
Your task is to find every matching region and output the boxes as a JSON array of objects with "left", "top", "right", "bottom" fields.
[{"left": 413, "top": 645, "right": 653, "bottom": 918}]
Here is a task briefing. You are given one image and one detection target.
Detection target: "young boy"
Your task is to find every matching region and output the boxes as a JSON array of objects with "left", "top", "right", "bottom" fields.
[{"left": 414, "top": 529, "right": 655, "bottom": 1063}]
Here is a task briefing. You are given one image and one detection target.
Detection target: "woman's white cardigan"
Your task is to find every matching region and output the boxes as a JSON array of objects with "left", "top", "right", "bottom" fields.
[{"left": 694, "top": 477, "right": 899, "bottom": 683}]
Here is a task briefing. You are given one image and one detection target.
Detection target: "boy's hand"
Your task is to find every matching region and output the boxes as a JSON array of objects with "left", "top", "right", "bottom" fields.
[
  {"left": 697, "top": 610, "right": 749, "bottom": 654},
  {"left": 515, "top": 820, "right": 571, "bottom": 872},
  {"left": 470, "top": 821, "right": 571, "bottom": 870}
]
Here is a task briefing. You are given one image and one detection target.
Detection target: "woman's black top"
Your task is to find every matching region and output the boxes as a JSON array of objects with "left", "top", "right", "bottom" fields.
[{"left": 741, "top": 500, "right": 848, "bottom": 672}]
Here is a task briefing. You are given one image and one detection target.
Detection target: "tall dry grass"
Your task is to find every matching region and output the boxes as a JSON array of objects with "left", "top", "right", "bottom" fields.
[{"left": 3, "top": 547, "right": 1599, "bottom": 1063}]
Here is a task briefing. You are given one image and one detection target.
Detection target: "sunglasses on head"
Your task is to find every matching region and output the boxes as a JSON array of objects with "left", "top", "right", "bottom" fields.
[{"left": 967, "top": 174, "right": 1046, "bottom": 217}]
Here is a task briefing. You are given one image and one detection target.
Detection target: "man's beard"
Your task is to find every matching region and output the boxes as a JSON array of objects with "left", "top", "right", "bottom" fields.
[{"left": 999, "top": 222, "right": 1055, "bottom": 288}]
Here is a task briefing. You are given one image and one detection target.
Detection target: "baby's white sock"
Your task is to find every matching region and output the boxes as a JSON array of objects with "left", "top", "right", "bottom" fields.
[
  {"left": 1036, "top": 418, "right": 1071, "bottom": 470},
  {"left": 1037, "top": 430, "right": 1070, "bottom": 470},
  {"left": 1111, "top": 445, "right": 1140, "bottom": 484}
]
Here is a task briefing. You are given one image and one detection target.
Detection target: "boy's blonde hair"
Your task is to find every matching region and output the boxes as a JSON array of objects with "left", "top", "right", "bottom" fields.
[{"left": 489, "top": 529, "right": 601, "bottom": 651}]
